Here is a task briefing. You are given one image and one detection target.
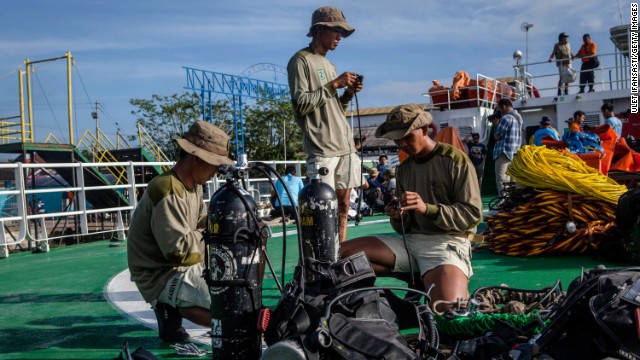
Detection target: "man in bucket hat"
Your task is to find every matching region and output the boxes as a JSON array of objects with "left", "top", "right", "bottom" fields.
[
  {"left": 128, "top": 121, "right": 234, "bottom": 341},
  {"left": 341, "top": 104, "right": 483, "bottom": 310},
  {"left": 287, "top": 6, "right": 364, "bottom": 243}
]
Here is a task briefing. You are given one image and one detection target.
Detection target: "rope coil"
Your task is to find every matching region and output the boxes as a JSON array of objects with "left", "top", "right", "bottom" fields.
[{"left": 507, "top": 145, "right": 626, "bottom": 204}]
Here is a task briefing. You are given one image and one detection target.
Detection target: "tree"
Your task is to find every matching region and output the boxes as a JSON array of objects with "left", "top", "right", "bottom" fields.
[
  {"left": 129, "top": 92, "right": 232, "bottom": 160},
  {"left": 129, "top": 92, "right": 303, "bottom": 163},
  {"left": 243, "top": 98, "right": 303, "bottom": 161}
]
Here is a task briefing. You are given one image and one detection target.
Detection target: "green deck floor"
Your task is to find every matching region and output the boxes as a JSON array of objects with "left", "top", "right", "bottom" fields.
[{"left": 0, "top": 215, "right": 629, "bottom": 359}]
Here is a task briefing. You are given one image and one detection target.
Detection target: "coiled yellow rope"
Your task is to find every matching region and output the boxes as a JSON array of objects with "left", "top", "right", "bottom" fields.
[
  {"left": 483, "top": 191, "right": 616, "bottom": 256},
  {"left": 507, "top": 145, "right": 626, "bottom": 204}
]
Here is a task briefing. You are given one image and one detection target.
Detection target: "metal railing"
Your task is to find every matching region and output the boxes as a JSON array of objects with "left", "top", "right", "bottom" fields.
[
  {"left": 512, "top": 49, "right": 630, "bottom": 99},
  {"left": 0, "top": 159, "right": 309, "bottom": 258},
  {"left": 137, "top": 123, "right": 171, "bottom": 172},
  {"left": 424, "top": 74, "right": 517, "bottom": 110},
  {"left": 77, "top": 129, "right": 129, "bottom": 186},
  {"left": 423, "top": 34, "right": 630, "bottom": 108}
]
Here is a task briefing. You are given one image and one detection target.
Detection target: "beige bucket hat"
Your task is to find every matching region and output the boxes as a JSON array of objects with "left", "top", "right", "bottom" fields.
[
  {"left": 175, "top": 121, "right": 234, "bottom": 166},
  {"left": 307, "top": 6, "right": 355, "bottom": 37}
]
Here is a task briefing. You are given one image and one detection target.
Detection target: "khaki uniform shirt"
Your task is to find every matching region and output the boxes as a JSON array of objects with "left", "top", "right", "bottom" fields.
[
  {"left": 287, "top": 47, "right": 356, "bottom": 158},
  {"left": 127, "top": 170, "right": 207, "bottom": 303},
  {"left": 391, "top": 143, "right": 483, "bottom": 235}
]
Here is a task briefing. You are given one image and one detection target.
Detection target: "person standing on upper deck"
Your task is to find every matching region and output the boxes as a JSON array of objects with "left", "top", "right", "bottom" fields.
[
  {"left": 576, "top": 34, "right": 598, "bottom": 94},
  {"left": 549, "top": 32, "right": 574, "bottom": 96},
  {"left": 492, "top": 99, "right": 523, "bottom": 196},
  {"left": 287, "top": 6, "right": 364, "bottom": 243}
]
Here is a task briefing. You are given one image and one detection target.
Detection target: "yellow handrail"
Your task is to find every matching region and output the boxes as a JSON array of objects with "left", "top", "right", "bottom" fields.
[
  {"left": 44, "top": 133, "right": 63, "bottom": 144},
  {"left": 137, "top": 123, "right": 171, "bottom": 172},
  {"left": 77, "top": 129, "right": 129, "bottom": 186}
]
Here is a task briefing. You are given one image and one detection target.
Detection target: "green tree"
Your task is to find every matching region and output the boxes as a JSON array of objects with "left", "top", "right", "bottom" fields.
[
  {"left": 129, "top": 92, "right": 302, "bottom": 163},
  {"left": 243, "top": 98, "right": 303, "bottom": 161},
  {"left": 129, "top": 92, "right": 232, "bottom": 160}
]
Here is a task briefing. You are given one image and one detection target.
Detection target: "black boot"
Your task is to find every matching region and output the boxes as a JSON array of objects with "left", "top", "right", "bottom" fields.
[
  {"left": 557, "top": 89, "right": 562, "bottom": 96},
  {"left": 153, "top": 302, "right": 190, "bottom": 342},
  {"left": 564, "top": 88, "right": 569, "bottom": 95}
]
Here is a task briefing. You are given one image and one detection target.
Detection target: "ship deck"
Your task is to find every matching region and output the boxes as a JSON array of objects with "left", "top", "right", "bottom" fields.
[{"left": 0, "top": 203, "right": 629, "bottom": 359}]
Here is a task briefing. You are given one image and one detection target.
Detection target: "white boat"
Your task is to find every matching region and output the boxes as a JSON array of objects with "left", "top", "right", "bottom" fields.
[{"left": 350, "top": 24, "right": 633, "bottom": 154}]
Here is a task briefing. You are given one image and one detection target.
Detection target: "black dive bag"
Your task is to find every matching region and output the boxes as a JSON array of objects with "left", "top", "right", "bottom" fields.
[
  {"left": 263, "top": 252, "right": 442, "bottom": 360},
  {"left": 536, "top": 266, "right": 640, "bottom": 360}
]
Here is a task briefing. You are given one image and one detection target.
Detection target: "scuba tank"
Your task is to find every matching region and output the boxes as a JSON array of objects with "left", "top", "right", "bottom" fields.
[
  {"left": 205, "top": 168, "right": 262, "bottom": 359},
  {"left": 298, "top": 164, "right": 340, "bottom": 282}
]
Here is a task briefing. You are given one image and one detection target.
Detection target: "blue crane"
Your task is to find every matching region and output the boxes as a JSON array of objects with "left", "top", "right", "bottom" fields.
[{"left": 184, "top": 65, "right": 290, "bottom": 160}]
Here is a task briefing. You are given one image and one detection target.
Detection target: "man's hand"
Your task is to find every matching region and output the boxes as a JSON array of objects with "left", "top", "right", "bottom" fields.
[
  {"left": 346, "top": 75, "right": 364, "bottom": 95},
  {"left": 399, "top": 191, "right": 427, "bottom": 215},
  {"left": 331, "top": 72, "right": 358, "bottom": 90},
  {"left": 384, "top": 198, "right": 402, "bottom": 219}
]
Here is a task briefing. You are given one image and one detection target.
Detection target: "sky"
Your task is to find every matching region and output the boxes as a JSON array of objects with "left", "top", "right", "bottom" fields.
[{"left": 0, "top": 0, "right": 633, "bottom": 145}]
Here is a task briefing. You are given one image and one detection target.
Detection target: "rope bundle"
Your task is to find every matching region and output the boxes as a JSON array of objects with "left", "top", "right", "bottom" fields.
[
  {"left": 434, "top": 286, "right": 563, "bottom": 336},
  {"left": 507, "top": 145, "right": 626, "bottom": 204},
  {"left": 483, "top": 190, "right": 617, "bottom": 256}
]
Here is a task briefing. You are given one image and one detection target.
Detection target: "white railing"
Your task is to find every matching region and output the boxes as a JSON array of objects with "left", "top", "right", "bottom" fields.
[
  {"left": 424, "top": 74, "right": 517, "bottom": 110},
  {"left": 513, "top": 49, "right": 630, "bottom": 99},
  {"left": 0, "top": 159, "right": 308, "bottom": 257},
  {"left": 423, "top": 45, "right": 630, "bottom": 108}
]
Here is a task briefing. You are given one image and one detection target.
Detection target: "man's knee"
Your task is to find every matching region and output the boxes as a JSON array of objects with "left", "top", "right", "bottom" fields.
[{"left": 422, "top": 265, "right": 470, "bottom": 303}]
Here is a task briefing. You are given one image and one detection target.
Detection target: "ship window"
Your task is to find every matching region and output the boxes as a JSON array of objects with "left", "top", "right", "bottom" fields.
[
  {"left": 585, "top": 113, "right": 600, "bottom": 128},
  {"left": 458, "top": 126, "right": 473, "bottom": 139}
]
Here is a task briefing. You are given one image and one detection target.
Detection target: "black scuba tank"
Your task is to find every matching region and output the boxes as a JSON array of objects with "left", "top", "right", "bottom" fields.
[
  {"left": 298, "top": 165, "right": 340, "bottom": 281},
  {"left": 206, "top": 178, "right": 262, "bottom": 359}
]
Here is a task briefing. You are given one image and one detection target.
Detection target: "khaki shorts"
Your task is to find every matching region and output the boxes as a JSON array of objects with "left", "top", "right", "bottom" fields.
[
  {"left": 377, "top": 233, "right": 473, "bottom": 278},
  {"left": 308, "top": 152, "right": 365, "bottom": 190},
  {"left": 156, "top": 263, "right": 210, "bottom": 309}
]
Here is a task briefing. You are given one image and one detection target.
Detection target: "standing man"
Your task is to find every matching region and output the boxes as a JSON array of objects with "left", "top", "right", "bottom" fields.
[
  {"left": 376, "top": 154, "right": 389, "bottom": 182},
  {"left": 288, "top": 6, "right": 364, "bottom": 243},
  {"left": 127, "top": 121, "right": 234, "bottom": 342},
  {"left": 271, "top": 165, "right": 305, "bottom": 219},
  {"left": 576, "top": 34, "right": 597, "bottom": 94},
  {"left": 341, "top": 104, "right": 482, "bottom": 309},
  {"left": 549, "top": 32, "right": 574, "bottom": 96},
  {"left": 602, "top": 103, "right": 622, "bottom": 139},
  {"left": 463, "top": 133, "right": 487, "bottom": 186},
  {"left": 492, "top": 98, "right": 523, "bottom": 195}
]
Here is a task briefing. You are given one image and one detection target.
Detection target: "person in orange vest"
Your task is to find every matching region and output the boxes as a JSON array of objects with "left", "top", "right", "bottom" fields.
[
  {"left": 576, "top": 34, "right": 597, "bottom": 94},
  {"left": 569, "top": 111, "right": 586, "bottom": 132}
]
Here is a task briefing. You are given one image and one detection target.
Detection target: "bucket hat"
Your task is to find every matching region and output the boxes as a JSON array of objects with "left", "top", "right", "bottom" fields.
[
  {"left": 307, "top": 6, "right": 355, "bottom": 37},
  {"left": 175, "top": 121, "right": 234, "bottom": 166}
]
